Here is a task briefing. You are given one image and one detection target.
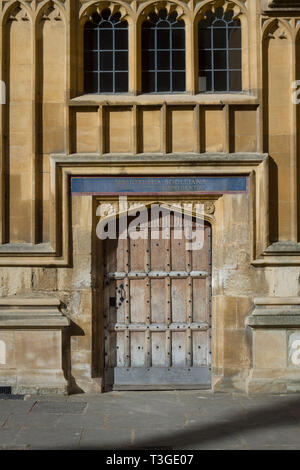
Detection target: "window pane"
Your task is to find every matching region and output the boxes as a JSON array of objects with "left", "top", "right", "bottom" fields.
[
  {"left": 157, "top": 29, "right": 170, "bottom": 49},
  {"left": 228, "top": 27, "right": 241, "bottom": 48},
  {"left": 100, "top": 30, "right": 113, "bottom": 49},
  {"left": 142, "top": 72, "right": 155, "bottom": 93},
  {"left": 172, "top": 51, "right": 185, "bottom": 70},
  {"left": 214, "top": 71, "right": 227, "bottom": 91},
  {"left": 115, "top": 51, "right": 128, "bottom": 71},
  {"left": 142, "top": 26, "right": 155, "bottom": 49},
  {"left": 100, "top": 52, "right": 113, "bottom": 71},
  {"left": 172, "top": 72, "right": 185, "bottom": 92},
  {"left": 85, "top": 28, "right": 98, "bottom": 50},
  {"left": 199, "top": 50, "right": 211, "bottom": 69},
  {"left": 159, "top": 20, "right": 170, "bottom": 28},
  {"left": 157, "top": 51, "right": 170, "bottom": 70},
  {"left": 213, "top": 28, "right": 226, "bottom": 48},
  {"left": 85, "top": 72, "right": 98, "bottom": 93},
  {"left": 142, "top": 51, "right": 155, "bottom": 70},
  {"left": 115, "top": 29, "right": 128, "bottom": 50},
  {"left": 198, "top": 71, "right": 212, "bottom": 92},
  {"left": 214, "top": 20, "right": 226, "bottom": 27},
  {"left": 198, "top": 8, "right": 242, "bottom": 93},
  {"left": 172, "top": 29, "right": 185, "bottom": 49},
  {"left": 84, "top": 51, "right": 98, "bottom": 71},
  {"left": 101, "top": 20, "right": 112, "bottom": 29},
  {"left": 229, "top": 71, "right": 242, "bottom": 91},
  {"left": 214, "top": 50, "right": 227, "bottom": 69},
  {"left": 115, "top": 72, "right": 128, "bottom": 92},
  {"left": 229, "top": 50, "right": 241, "bottom": 69},
  {"left": 142, "top": 11, "right": 186, "bottom": 94},
  {"left": 199, "top": 29, "right": 211, "bottom": 49},
  {"left": 157, "top": 72, "right": 170, "bottom": 92},
  {"left": 99, "top": 72, "right": 113, "bottom": 92}
]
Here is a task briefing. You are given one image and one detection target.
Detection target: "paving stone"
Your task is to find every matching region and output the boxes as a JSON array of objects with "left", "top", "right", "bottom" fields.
[
  {"left": 31, "top": 401, "right": 87, "bottom": 415},
  {"left": 79, "top": 428, "right": 132, "bottom": 450},
  {"left": 15, "top": 426, "right": 83, "bottom": 450},
  {"left": 1, "top": 392, "right": 300, "bottom": 449},
  {"left": 0, "top": 401, "right": 35, "bottom": 414},
  {"left": 3, "top": 412, "right": 60, "bottom": 430}
]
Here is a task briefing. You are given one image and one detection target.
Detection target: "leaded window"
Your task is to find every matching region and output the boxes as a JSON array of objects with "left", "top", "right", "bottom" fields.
[
  {"left": 142, "top": 9, "right": 186, "bottom": 93},
  {"left": 84, "top": 9, "right": 128, "bottom": 93},
  {"left": 198, "top": 7, "right": 242, "bottom": 93}
]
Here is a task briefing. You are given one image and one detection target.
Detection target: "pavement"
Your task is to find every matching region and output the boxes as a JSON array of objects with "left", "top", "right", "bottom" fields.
[{"left": 0, "top": 391, "right": 300, "bottom": 450}]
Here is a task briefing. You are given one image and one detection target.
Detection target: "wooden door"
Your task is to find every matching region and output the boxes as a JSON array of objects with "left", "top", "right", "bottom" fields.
[{"left": 103, "top": 211, "right": 212, "bottom": 390}]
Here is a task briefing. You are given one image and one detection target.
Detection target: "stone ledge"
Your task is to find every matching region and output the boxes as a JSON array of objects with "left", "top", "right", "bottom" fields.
[
  {"left": 263, "top": 0, "right": 300, "bottom": 12},
  {"left": 0, "top": 298, "right": 69, "bottom": 329},
  {"left": 264, "top": 242, "right": 300, "bottom": 255},
  {"left": 247, "top": 297, "right": 300, "bottom": 328},
  {"left": 52, "top": 152, "right": 268, "bottom": 166}
]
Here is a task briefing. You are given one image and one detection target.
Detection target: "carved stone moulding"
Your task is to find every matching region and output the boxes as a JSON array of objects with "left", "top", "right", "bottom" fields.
[{"left": 263, "top": 0, "right": 300, "bottom": 13}]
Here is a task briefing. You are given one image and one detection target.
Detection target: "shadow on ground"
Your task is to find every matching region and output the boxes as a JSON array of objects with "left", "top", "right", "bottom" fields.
[{"left": 77, "top": 394, "right": 300, "bottom": 450}]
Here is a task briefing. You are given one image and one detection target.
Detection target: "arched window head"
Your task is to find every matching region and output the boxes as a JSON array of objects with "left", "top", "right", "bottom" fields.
[
  {"left": 198, "top": 7, "right": 242, "bottom": 93},
  {"left": 84, "top": 9, "right": 128, "bottom": 93},
  {"left": 142, "top": 9, "right": 186, "bottom": 93}
]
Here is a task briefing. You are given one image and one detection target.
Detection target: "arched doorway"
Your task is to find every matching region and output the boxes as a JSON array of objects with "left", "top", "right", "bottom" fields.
[{"left": 101, "top": 206, "right": 212, "bottom": 390}]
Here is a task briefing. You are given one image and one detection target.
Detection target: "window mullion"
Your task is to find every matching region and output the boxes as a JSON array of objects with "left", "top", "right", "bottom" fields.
[
  {"left": 226, "top": 21, "right": 229, "bottom": 92},
  {"left": 112, "top": 21, "right": 115, "bottom": 93},
  {"left": 170, "top": 22, "right": 172, "bottom": 93},
  {"left": 211, "top": 26, "right": 214, "bottom": 92},
  {"left": 155, "top": 25, "right": 158, "bottom": 93}
]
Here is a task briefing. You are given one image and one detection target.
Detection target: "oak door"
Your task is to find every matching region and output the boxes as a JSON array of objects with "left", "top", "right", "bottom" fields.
[{"left": 103, "top": 212, "right": 212, "bottom": 390}]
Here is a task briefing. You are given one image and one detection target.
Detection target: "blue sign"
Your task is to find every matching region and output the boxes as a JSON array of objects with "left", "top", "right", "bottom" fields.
[{"left": 72, "top": 176, "right": 248, "bottom": 195}]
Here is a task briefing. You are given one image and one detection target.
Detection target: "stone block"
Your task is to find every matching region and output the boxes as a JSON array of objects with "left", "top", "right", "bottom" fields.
[{"left": 253, "top": 329, "right": 287, "bottom": 369}]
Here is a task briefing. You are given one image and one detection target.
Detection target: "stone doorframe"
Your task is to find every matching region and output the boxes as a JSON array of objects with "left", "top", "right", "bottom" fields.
[{"left": 55, "top": 152, "right": 267, "bottom": 393}]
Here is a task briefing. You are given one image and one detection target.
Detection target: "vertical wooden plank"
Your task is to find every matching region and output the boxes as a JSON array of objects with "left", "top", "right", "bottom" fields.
[
  {"left": 124, "top": 237, "right": 130, "bottom": 367},
  {"left": 186, "top": 241, "right": 193, "bottom": 367},
  {"left": 171, "top": 279, "right": 186, "bottom": 322},
  {"left": 131, "top": 332, "right": 145, "bottom": 367},
  {"left": 172, "top": 332, "right": 186, "bottom": 366},
  {"left": 130, "top": 279, "right": 146, "bottom": 323},
  {"left": 192, "top": 223, "right": 209, "bottom": 271},
  {"left": 130, "top": 236, "right": 147, "bottom": 271},
  {"left": 103, "top": 244, "right": 110, "bottom": 369},
  {"left": 152, "top": 332, "right": 166, "bottom": 366},
  {"left": 145, "top": 230, "right": 151, "bottom": 367},
  {"left": 151, "top": 279, "right": 165, "bottom": 323},
  {"left": 193, "top": 331, "right": 208, "bottom": 366},
  {"left": 192, "top": 278, "right": 207, "bottom": 322},
  {"left": 166, "top": 229, "right": 172, "bottom": 367}
]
